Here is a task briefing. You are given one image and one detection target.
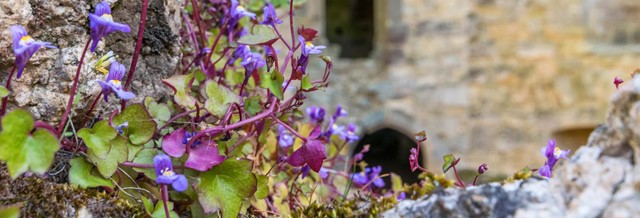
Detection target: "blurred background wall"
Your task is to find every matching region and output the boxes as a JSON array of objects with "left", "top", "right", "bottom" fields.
[{"left": 285, "top": 0, "right": 640, "bottom": 179}]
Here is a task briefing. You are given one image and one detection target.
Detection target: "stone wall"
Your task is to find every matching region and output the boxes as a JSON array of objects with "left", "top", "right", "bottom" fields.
[{"left": 295, "top": 0, "right": 640, "bottom": 175}]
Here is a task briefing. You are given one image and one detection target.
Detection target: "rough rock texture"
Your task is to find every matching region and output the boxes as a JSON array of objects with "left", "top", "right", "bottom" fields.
[
  {"left": 0, "top": 0, "right": 181, "bottom": 124},
  {"left": 383, "top": 89, "right": 640, "bottom": 217}
]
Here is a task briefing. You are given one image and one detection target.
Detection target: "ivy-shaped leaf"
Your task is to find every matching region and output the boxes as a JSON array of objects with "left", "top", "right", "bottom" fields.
[
  {"left": 146, "top": 98, "right": 171, "bottom": 127},
  {"left": 0, "top": 110, "right": 60, "bottom": 178},
  {"left": 244, "top": 96, "right": 262, "bottom": 116},
  {"left": 88, "top": 136, "right": 129, "bottom": 177},
  {"left": 259, "top": 69, "right": 284, "bottom": 100},
  {"left": 197, "top": 159, "right": 257, "bottom": 218},
  {"left": 237, "top": 25, "right": 278, "bottom": 45},
  {"left": 151, "top": 200, "right": 179, "bottom": 218},
  {"left": 69, "top": 157, "right": 113, "bottom": 188},
  {"left": 77, "top": 120, "right": 117, "bottom": 158},
  {"left": 113, "top": 104, "right": 157, "bottom": 145},
  {"left": 301, "top": 75, "right": 313, "bottom": 90},
  {"left": 162, "top": 73, "right": 197, "bottom": 109},
  {"left": 204, "top": 81, "right": 240, "bottom": 117},
  {"left": 442, "top": 154, "right": 456, "bottom": 173}
]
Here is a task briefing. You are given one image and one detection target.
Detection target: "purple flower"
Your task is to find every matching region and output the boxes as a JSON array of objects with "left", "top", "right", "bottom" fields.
[
  {"left": 260, "top": 3, "right": 283, "bottom": 26},
  {"left": 351, "top": 166, "right": 385, "bottom": 188},
  {"left": 162, "top": 128, "right": 225, "bottom": 171},
  {"left": 538, "top": 140, "right": 570, "bottom": 178},
  {"left": 277, "top": 125, "right": 294, "bottom": 148},
  {"left": 230, "top": 0, "right": 256, "bottom": 19},
  {"left": 154, "top": 154, "right": 188, "bottom": 192},
  {"left": 97, "top": 61, "right": 135, "bottom": 102},
  {"left": 10, "top": 25, "right": 56, "bottom": 78},
  {"left": 318, "top": 167, "right": 329, "bottom": 179},
  {"left": 338, "top": 123, "right": 359, "bottom": 142},
  {"left": 241, "top": 52, "right": 266, "bottom": 75},
  {"left": 306, "top": 106, "right": 326, "bottom": 123},
  {"left": 370, "top": 166, "right": 385, "bottom": 188},
  {"left": 301, "top": 165, "right": 311, "bottom": 179},
  {"left": 397, "top": 192, "right": 407, "bottom": 200},
  {"left": 298, "top": 35, "right": 326, "bottom": 56},
  {"left": 352, "top": 171, "right": 369, "bottom": 186},
  {"left": 230, "top": 45, "right": 250, "bottom": 64},
  {"left": 89, "top": 2, "right": 131, "bottom": 52},
  {"left": 477, "top": 163, "right": 488, "bottom": 174},
  {"left": 115, "top": 121, "right": 128, "bottom": 135}
]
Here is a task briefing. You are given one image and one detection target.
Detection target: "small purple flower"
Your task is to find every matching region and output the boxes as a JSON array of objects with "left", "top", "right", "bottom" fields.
[
  {"left": 370, "top": 166, "right": 385, "bottom": 188},
  {"left": 332, "top": 105, "right": 348, "bottom": 119},
  {"left": 538, "top": 140, "right": 570, "bottom": 178},
  {"left": 306, "top": 106, "right": 326, "bottom": 123},
  {"left": 230, "top": 45, "right": 250, "bottom": 64},
  {"left": 277, "top": 125, "right": 294, "bottom": 148},
  {"left": 154, "top": 154, "right": 188, "bottom": 192},
  {"left": 230, "top": 0, "right": 256, "bottom": 19},
  {"left": 318, "top": 167, "right": 329, "bottom": 179},
  {"left": 478, "top": 163, "right": 488, "bottom": 174},
  {"left": 89, "top": 2, "right": 131, "bottom": 52},
  {"left": 338, "top": 123, "right": 359, "bottom": 142},
  {"left": 301, "top": 165, "right": 311, "bottom": 179},
  {"left": 115, "top": 121, "right": 128, "bottom": 135},
  {"left": 397, "top": 192, "right": 407, "bottom": 200},
  {"left": 241, "top": 52, "right": 266, "bottom": 75},
  {"left": 298, "top": 35, "right": 326, "bottom": 56},
  {"left": 260, "top": 3, "right": 283, "bottom": 26},
  {"left": 10, "top": 25, "right": 56, "bottom": 78},
  {"left": 351, "top": 166, "right": 385, "bottom": 188},
  {"left": 352, "top": 170, "right": 369, "bottom": 186},
  {"left": 97, "top": 61, "right": 135, "bottom": 102}
]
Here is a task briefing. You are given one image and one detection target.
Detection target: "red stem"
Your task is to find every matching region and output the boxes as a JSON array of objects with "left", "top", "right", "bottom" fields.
[
  {"left": 189, "top": 0, "right": 206, "bottom": 45},
  {"left": 452, "top": 165, "right": 466, "bottom": 188},
  {"left": 0, "top": 65, "right": 16, "bottom": 117},
  {"left": 271, "top": 115, "right": 307, "bottom": 142},
  {"left": 57, "top": 39, "right": 92, "bottom": 137},
  {"left": 472, "top": 175, "right": 479, "bottom": 186},
  {"left": 121, "top": 0, "right": 150, "bottom": 109},
  {"left": 161, "top": 185, "right": 170, "bottom": 218},
  {"left": 84, "top": 93, "right": 103, "bottom": 117}
]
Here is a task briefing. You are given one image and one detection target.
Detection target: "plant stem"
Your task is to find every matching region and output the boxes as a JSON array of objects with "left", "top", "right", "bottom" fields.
[
  {"left": 57, "top": 39, "right": 91, "bottom": 137},
  {"left": 161, "top": 184, "right": 170, "bottom": 218},
  {"left": 452, "top": 165, "right": 466, "bottom": 188},
  {"left": 120, "top": 161, "right": 185, "bottom": 169},
  {"left": 0, "top": 65, "right": 17, "bottom": 117},
  {"left": 84, "top": 92, "right": 103, "bottom": 117},
  {"left": 189, "top": 0, "right": 206, "bottom": 44},
  {"left": 121, "top": 0, "right": 150, "bottom": 109},
  {"left": 472, "top": 175, "right": 479, "bottom": 186},
  {"left": 271, "top": 115, "right": 307, "bottom": 142}
]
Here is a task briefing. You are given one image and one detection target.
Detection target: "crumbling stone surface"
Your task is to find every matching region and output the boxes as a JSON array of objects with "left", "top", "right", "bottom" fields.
[
  {"left": 383, "top": 90, "right": 640, "bottom": 217},
  {"left": 0, "top": 0, "right": 181, "bottom": 124}
]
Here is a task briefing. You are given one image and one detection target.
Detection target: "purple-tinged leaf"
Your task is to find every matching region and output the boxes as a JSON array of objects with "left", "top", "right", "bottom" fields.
[
  {"left": 162, "top": 128, "right": 187, "bottom": 157},
  {"left": 185, "top": 141, "right": 225, "bottom": 171}
]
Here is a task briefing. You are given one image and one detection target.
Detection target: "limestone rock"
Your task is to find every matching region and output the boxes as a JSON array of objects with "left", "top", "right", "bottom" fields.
[
  {"left": 383, "top": 90, "right": 640, "bottom": 217},
  {"left": 0, "top": 0, "right": 181, "bottom": 124}
]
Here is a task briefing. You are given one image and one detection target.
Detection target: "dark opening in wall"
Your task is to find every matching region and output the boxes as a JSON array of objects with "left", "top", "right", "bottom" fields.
[
  {"left": 325, "top": 0, "right": 374, "bottom": 58},
  {"left": 353, "top": 128, "right": 423, "bottom": 188},
  {"left": 551, "top": 126, "right": 595, "bottom": 152}
]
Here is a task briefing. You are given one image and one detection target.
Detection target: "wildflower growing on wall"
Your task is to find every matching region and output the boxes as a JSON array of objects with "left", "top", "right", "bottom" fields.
[
  {"left": 93, "top": 51, "right": 117, "bottom": 74},
  {"left": 296, "top": 34, "right": 326, "bottom": 74},
  {"left": 260, "top": 3, "right": 283, "bottom": 26},
  {"left": 538, "top": 140, "right": 570, "bottom": 178},
  {"left": 97, "top": 61, "right": 135, "bottom": 102},
  {"left": 89, "top": 2, "right": 131, "bottom": 52},
  {"left": 10, "top": 25, "right": 56, "bottom": 78},
  {"left": 614, "top": 77, "right": 624, "bottom": 90},
  {"left": 306, "top": 106, "right": 326, "bottom": 124},
  {"left": 154, "top": 154, "right": 188, "bottom": 192}
]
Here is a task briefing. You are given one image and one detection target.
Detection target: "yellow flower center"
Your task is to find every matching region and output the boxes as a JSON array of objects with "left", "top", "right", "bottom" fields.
[
  {"left": 20, "top": 35, "right": 33, "bottom": 42},
  {"left": 553, "top": 147, "right": 562, "bottom": 158},
  {"left": 101, "top": 14, "right": 113, "bottom": 21},
  {"left": 237, "top": 6, "right": 246, "bottom": 12},
  {"left": 305, "top": 41, "right": 314, "bottom": 48},
  {"left": 109, "top": 79, "right": 122, "bottom": 89},
  {"left": 161, "top": 167, "right": 175, "bottom": 177}
]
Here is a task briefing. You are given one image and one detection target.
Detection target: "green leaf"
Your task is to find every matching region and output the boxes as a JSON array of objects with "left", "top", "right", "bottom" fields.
[
  {"left": 197, "top": 159, "right": 257, "bottom": 218},
  {"left": 163, "top": 73, "right": 197, "bottom": 109},
  {"left": 113, "top": 104, "right": 157, "bottom": 145},
  {"left": 132, "top": 149, "right": 161, "bottom": 181},
  {"left": 259, "top": 69, "right": 284, "bottom": 100},
  {"left": 204, "top": 81, "right": 240, "bottom": 117},
  {"left": 244, "top": 96, "right": 262, "bottom": 116},
  {"left": 442, "top": 154, "right": 456, "bottom": 173},
  {"left": 152, "top": 201, "right": 179, "bottom": 218},
  {"left": 255, "top": 175, "right": 269, "bottom": 199},
  {"left": 0, "top": 110, "right": 60, "bottom": 179},
  {"left": 0, "top": 86, "right": 9, "bottom": 98},
  {"left": 0, "top": 203, "right": 21, "bottom": 218},
  {"left": 147, "top": 101, "right": 171, "bottom": 126},
  {"left": 77, "top": 120, "right": 117, "bottom": 158},
  {"left": 69, "top": 157, "right": 113, "bottom": 188},
  {"left": 391, "top": 173, "right": 403, "bottom": 193},
  {"left": 301, "top": 75, "right": 313, "bottom": 90},
  {"left": 141, "top": 196, "right": 155, "bottom": 215},
  {"left": 237, "top": 25, "right": 278, "bottom": 45},
  {"left": 88, "top": 136, "right": 128, "bottom": 178}
]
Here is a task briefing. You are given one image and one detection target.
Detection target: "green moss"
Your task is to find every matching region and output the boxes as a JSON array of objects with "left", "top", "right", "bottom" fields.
[
  {"left": 502, "top": 167, "right": 533, "bottom": 184},
  {"left": 293, "top": 194, "right": 398, "bottom": 218}
]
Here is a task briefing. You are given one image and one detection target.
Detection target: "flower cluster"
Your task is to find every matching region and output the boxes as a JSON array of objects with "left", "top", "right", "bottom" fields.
[
  {"left": 538, "top": 140, "right": 570, "bottom": 178},
  {"left": 352, "top": 166, "right": 385, "bottom": 188}
]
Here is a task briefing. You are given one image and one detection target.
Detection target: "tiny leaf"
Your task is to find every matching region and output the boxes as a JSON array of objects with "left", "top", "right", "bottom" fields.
[
  {"left": 259, "top": 69, "right": 284, "bottom": 100},
  {"left": 204, "top": 81, "right": 240, "bottom": 117},
  {"left": 197, "top": 159, "right": 257, "bottom": 218},
  {"left": 162, "top": 73, "right": 197, "bottom": 109},
  {"left": 69, "top": 157, "right": 113, "bottom": 188},
  {"left": 442, "top": 154, "right": 456, "bottom": 173},
  {"left": 301, "top": 75, "right": 313, "bottom": 90},
  {"left": 237, "top": 25, "right": 278, "bottom": 45},
  {"left": 244, "top": 96, "right": 262, "bottom": 116},
  {"left": 113, "top": 104, "right": 157, "bottom": 145},
  {"left": 0, "top": 86, "right": 9, "bottom": 98}
]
